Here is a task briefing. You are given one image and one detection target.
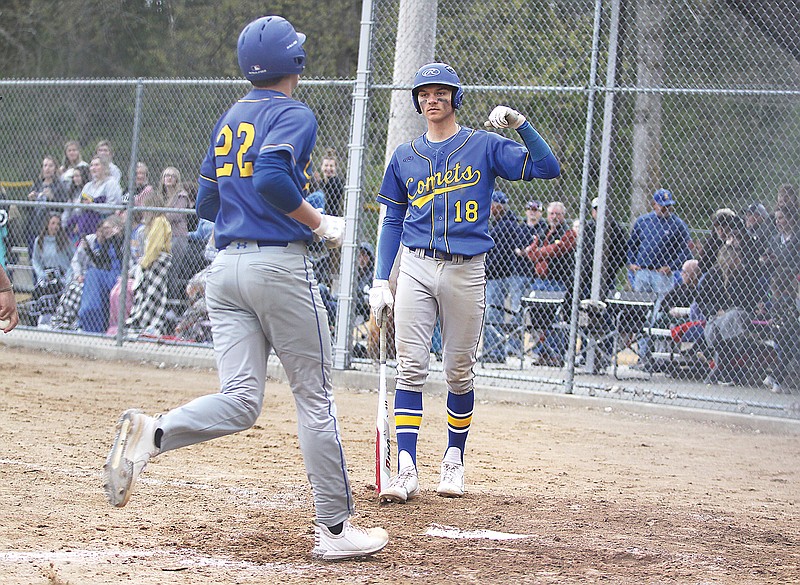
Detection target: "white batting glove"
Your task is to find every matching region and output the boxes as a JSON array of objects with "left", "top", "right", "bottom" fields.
[
  {"left": 312, "top": 214, "right": 345, "bottom": 248},
  {"left": 369, "top": 279, "right": 394, "bottom": 326},
  {"left": 485, "top": 105, "right": 526, "bottom": 130}
]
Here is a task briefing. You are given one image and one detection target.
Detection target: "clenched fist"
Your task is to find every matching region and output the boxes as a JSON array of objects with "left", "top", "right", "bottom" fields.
[{"left": 484, "top": 105, "right": 526, "bottom": 130}]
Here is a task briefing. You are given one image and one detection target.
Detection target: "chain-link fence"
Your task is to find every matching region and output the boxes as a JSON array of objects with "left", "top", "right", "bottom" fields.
[{"left": 1, "top": 0, "right": 798, "bottom": 418}]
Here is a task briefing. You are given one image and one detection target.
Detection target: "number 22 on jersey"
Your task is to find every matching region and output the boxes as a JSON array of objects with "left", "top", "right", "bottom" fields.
[{"left": 214, "top": 122, "right": 256, "bottom": 178}]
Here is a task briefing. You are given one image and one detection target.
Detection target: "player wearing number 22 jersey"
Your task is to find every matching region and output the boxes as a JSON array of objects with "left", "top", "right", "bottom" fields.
[
  {"left": 103, "top": 16, "right": 388, "bottom": 562},
  {"left": 370, "top": 62, "right": 560, "bottom": 504}
]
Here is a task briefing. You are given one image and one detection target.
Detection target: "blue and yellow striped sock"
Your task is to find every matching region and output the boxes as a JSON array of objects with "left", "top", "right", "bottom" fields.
[
  {"left": 445, "top": 390, "right": 474, "bottom": 463},
  {"left": 394, "top": 388, "right": 423, "bottom": 469}
]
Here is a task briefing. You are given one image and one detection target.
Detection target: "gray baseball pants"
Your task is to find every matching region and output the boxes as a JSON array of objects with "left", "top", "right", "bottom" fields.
[
  {"left": 394, "top": 247, "right": 486, "bottom": 394},
  {"left": 157, "top": 241, "right": 353, "bottom": 526}
]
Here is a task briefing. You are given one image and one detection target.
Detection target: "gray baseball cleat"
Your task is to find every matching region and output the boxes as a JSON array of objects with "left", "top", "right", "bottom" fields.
[
  {"left": 311, "top": 520, "right": 389, "bottom": 560},
  {"left": 103, "top": 409, "right": 161, "bottom": 507}
]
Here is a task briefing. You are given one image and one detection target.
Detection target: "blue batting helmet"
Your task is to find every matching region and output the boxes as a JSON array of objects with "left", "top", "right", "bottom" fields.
[
  {"left": 411, "top": 62, "right": 463, "bottom": 114},
  {"left": 237, "top": 16, "right": 306, "bottom": 83}
]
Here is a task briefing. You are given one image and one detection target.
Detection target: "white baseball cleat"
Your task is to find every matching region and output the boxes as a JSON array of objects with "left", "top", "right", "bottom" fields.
[
  {"left": 103, "top": 409, "right": 160, "bottom": 507},
  {"left": 379, "top": 465, "right": 420, "bottom": 503},
  {"left": 436, "top": 461, "right": 465, "bottom": 497},
  {"left": 311, "top": 520, "right": 389, "bottom": 560}
]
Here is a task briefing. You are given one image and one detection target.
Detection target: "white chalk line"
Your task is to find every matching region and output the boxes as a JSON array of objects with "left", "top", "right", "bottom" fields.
[
  {"left": 0, "top": 457, "right": 305, "bottom": 510},
  {"left": 425, "top": 523, "right": 534, "bottom": 541},
  {"left": 0, "top": 547, "right": 313, "bottom": 574}
]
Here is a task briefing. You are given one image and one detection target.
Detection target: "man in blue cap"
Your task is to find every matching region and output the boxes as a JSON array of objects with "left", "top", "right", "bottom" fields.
[
  {"left": 627, "top": 188, "right": 693, "bottom": 371},
  {"left": 481, "top": 190, "right": 529, "bottom": 362}
]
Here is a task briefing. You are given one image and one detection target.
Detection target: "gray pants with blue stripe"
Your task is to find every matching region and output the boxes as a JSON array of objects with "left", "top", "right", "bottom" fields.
[{"left": 158, "top": 241, "right": 353, "bottom": 526}]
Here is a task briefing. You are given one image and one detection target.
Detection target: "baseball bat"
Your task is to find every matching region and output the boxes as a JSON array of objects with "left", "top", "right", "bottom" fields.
[{"left": 375, "top": 314, "right": 391, "bottom": 494}]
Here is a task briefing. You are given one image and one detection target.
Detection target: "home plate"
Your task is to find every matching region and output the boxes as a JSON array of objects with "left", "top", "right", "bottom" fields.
[{"left": 425, "top": 523, "right": 533, "bottom": 540}]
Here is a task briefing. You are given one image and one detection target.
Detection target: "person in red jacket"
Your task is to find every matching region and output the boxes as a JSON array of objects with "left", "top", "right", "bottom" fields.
[{"left": 518, "top": 200, "right": 576, "bottom": 366}]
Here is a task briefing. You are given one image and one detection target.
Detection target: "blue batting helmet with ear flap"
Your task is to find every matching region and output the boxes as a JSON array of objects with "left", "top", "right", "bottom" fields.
[
  {"left": 237, "top": 16, "right": 306, "bottom": 83},
  {"left": 411, "top": 62, "right": 463, "bottom": 114}
]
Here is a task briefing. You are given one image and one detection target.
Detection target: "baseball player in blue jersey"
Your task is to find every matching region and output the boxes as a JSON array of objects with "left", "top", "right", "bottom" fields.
[
  {"left": 102, "top": 15, "right": 388, "bottom": 560},
  {"left": 369, "top": 63, "right": 560, "bottom": 503}
]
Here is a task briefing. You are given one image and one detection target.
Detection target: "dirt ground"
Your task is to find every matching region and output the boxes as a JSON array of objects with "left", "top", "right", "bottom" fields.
[{"left": 0, "top": 345, "right": 798, "bottom": 585}]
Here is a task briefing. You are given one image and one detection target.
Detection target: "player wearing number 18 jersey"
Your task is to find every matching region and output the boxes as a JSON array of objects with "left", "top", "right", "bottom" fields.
[
  {"left": 370, "top": 62, "right": 560, "bottom": 503},
  {"left": 103, "top": 15, "right": 388, "bottom": 561}
]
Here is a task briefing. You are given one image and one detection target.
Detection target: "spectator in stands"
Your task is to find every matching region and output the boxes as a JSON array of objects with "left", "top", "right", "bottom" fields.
[
  {"left": 315, "top": 150, "right": 345, "bottom": 287},
  {"left": 519, "top": 200, "right": 577, "bottom": 367},
  {"left": 174, "top": 267, "right": 212, "bottom": 343},
  {"left": 763, "top": 205, "right": 800, "bottom": 393},
  {"left": 696, "top": 208, "right": 747, "bottom": 274},
  {"left": 482, "top": 190, "right": 529, "bottom": 363},
  {"left": 318, "top": 242, "right": 375, "bottom": 334},
  {"left": 61, "top": 165, "right": 92, "bottom": 236},
  {"left": 522, "top": 201, "right": 576, "bottom": 293},
  {"left": 127, "top": 162, "right": 154, "bottom": 207},
  {"left": 26, "top": 155, "right": 68, "bottom": 253},
  {"left": 741, "top": 202, "right": 775, "bottom": 263},
  {"left": 775, "top": 183, "right": 799, "bottom": 216},
  {"left": 158, "top": 166, "right": 191, "bottom": 299},
  {"left": 316, "top": 149, "right": 345, "bottom": 217},
  {"left": 52, "top": 216, "right": 114, "bottom": 331},
  {"left": 126, "top": 191, "right": 173, "bottom": 337},
  {"left": 696, "top": 240, "right": 768, "bottom": 385},
  {"left": 64, "top": 156, "right": 123, "bottom": 245},
  {"left": 31, "top": 213, "right": 72, "bottom": 283},
  {"left": 580, "top": 197, "right": 626, "bottom": 299},
  {"left": 58, "top": 140, "right": 89, "bottom": 185},
  {"left": 76, "top": 214, "right": 125, "bottom": 333},
  {"left": 95, "top": 140, "right": 122, "bottom": 185},
  {"left": 0, "top": 263, "right": 19, "bottom": 333},
  {"left": 627, "top": 188, "right": 693, "bottom": 371},
  {"left": 518, "top": 200, "right": 548, "bottom": 296}
]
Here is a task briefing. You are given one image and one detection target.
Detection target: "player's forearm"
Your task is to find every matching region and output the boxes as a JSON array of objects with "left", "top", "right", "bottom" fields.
[{"left": 375, "top": 209, "right": 404, "bottom": 280}]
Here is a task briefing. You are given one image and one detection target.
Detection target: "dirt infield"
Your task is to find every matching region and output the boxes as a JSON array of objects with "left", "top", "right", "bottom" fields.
[{"left": 1, "top": 345, "right": 798, "bottom": 584}]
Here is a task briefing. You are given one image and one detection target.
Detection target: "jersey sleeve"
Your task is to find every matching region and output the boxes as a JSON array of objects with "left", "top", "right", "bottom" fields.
[
  {"left": 376, "top": 151, "right": 409, "bottom": 208},
  {"left": 486, "top": 132, "right": 558, "bottom": 182}
]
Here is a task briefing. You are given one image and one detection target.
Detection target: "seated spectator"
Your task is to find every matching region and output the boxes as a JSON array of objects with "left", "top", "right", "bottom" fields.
[
  {"left": 318, "top": 242, "right": 375, "bottom": 332},
  {"left": 76, "top": 215, "right": 125, "bottom": 333},
  {"left": 95, "top": 140, "right": 123, "bottom": 185},
  {"left": 51, "top": 216, "right": 118, "bottom": 330},
  {"left": 31, "top": 213, "right": 72, "bottom": 284},
  {"left": 58, "top": 140, "right": 89, "bottom": 186},
  {"left": 763, "top": 205, "right": 800, "bottom": 393},
  {"left": 126, "top": 192, "right": 173, "bottom": 336},
  {"left": 158, "top": 166, "right": 191, "bottom": 299},
  {"left": 106, "top": 208, "right": 147, "bottom": 336},
  {"left": 174, "top": 267, "right": 212, "bottom": 343},
  {"left": 126, "top": 162, "right": 154, "bottom": 207},
  {"left": 742, "top": 202, "right": 775, "bottom": 262},
  {"left": 482, "top": 190, "right": 529, "bottom": 363},
  {"left": 518, "top": 201, "right": 576, "bottom": 366},
  {"left": 696, "top": 208, "right": 746, "bottom": 274},
  {"left": 64, "top": 156, "right": 123, "bottom": 245},
  {"left": 662, "top": 258, "right": 707, "bottom": 349},
  {"left": 775, "top": 183, "right": 799, "bottom": 216},
  {"left": 61, "top": 165, "right": 92, "bottom": 239},
  {"left": 25, "top": 155, "right": 68, "bottom": 253},
  {"left": 696, "top": 241, "right": 768, "bottom": 385}
]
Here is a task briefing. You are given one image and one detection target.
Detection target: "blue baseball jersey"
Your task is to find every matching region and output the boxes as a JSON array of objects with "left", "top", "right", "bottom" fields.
[
  {"left": 198, "top": 88, "right": 317, "bottom": 249},
  {"left": 377, "top": 127, "right": 553, "bottom": 256}
]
